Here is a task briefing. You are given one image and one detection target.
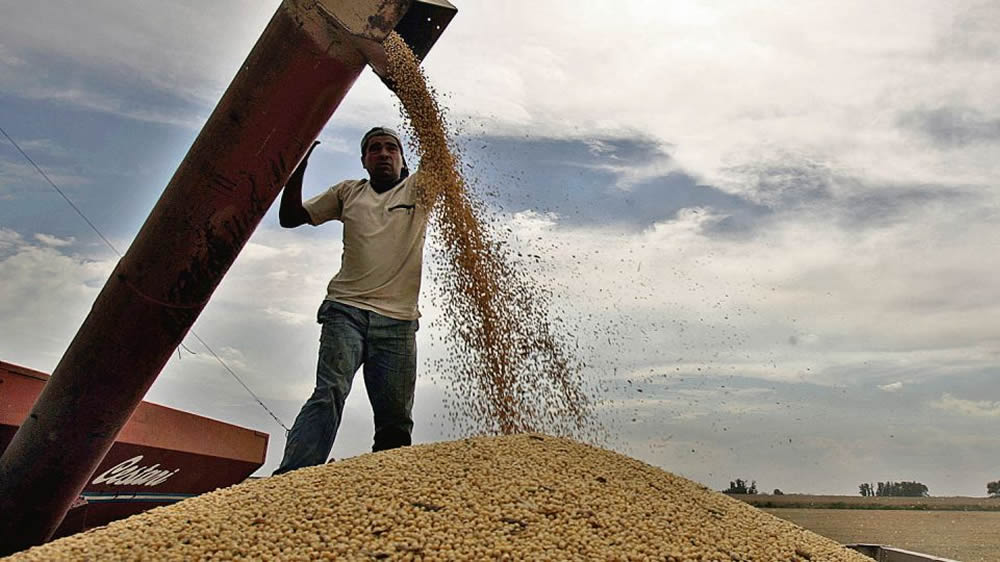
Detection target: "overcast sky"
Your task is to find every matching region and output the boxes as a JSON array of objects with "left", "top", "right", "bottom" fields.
[{"left": 1, "top": 1, "right": 998, "bottom": 497}]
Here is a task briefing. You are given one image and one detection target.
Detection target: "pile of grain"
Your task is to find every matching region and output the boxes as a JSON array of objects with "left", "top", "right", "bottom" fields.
[
  {"left": 383, "top": 33, "right": 603, "bottom": 441},
  {"left": 7, "top": 435, "right": 871, "bottom": 561}
]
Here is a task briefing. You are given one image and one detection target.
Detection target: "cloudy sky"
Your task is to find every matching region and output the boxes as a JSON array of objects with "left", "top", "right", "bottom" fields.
[{"left": 2, "top": 1, "right": 998, "bottom": 497}]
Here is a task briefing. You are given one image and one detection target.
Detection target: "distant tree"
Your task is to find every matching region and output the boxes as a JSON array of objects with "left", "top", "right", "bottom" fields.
[
  {"left": 859, "top": 483, "right": 874, "bottom": 497},
  {"left": 987, "top": 480, "right": 1000, "bottom": 498},
  {"left": 773, "top": 489, "right": 784, "bottom": 496},
  {"left": 723, "top": 478, "right": 758, "bottom": 495},
  {"left": 899, "top": 481, "right": 929, "bottom": 497},
  {"left": 872, "top": 481, "right": 929, "bottom": 497},
  {"left": 723, "top": 479, "right": 746, "bottom": 494}
]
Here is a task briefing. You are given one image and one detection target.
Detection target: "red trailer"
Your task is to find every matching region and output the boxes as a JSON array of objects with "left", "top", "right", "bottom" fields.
[{"left": 1, "top": 360, "right": 268, "bottom": 539}]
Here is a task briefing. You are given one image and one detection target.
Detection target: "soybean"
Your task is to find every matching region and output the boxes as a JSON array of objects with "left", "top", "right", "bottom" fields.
[{"left": 6, "top": 435, "right": 872, "bottom": 561}]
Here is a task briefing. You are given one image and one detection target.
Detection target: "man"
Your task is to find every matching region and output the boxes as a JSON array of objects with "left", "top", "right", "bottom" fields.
[{"left": 273, "top": 127, "right": 427, "bottom": 475}]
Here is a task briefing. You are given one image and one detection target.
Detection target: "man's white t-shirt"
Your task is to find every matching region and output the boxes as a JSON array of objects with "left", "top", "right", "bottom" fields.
[{"left": 303, "top": 171, "right": 427, "bottom": 321}]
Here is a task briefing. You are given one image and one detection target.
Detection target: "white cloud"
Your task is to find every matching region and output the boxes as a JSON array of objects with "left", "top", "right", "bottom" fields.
[
  {"left": 34, "top": 233, "right": 75, "bottom": 247},
  {"left": 18, "top": 86, "right": 203, "bottom": 129},
  {"left": 0, "top": 1, "right": 274, "bottom": 103},
  {"left": 879, "top": 382, "right": 904, "bottom": 392},
  {"left": 584, "top": 139, "right": 615, "bottom": 156},
  {"left": 14, "top": 138, "right": 62, "bottom": 155},
  {"left": 263, "top": 305, "right": 310, "bottom": 326},
  {"left": 507, "top": 209, "right": 559, "bottom": 234},
  {"left": 241, "top": 242, "right": 284, "bottom": 261},
  {"left": 0, "top": 228, "right": 23, "bottom": 249},
  {"left": 0, "top": 160, "right": 89, "bottom": 191},
  {"left": 4, "top": 1, "right": 997, "bottom": 195},
  {"left": 435, "top": 1, "right": 998, "bottom": 194},
  {"left": 0, "top": 1, "right": 404, "bottom": 132},
  {"left": 930, "top": 394, "right": 1000, "bottom": 418},
  {"left": 0, "top": 235, "right": 114, "bottom": 369},
  {"left": 584, "top": 153, "right": 679, "bottom": 191},
  {"left": 315, "top": 135, "right": 353, "bottom": 155}
]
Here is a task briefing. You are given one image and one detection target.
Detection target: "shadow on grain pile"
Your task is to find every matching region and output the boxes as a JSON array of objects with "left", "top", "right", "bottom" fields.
[{"left": 9, "top": 434, "right": 871, "bottom": 561}]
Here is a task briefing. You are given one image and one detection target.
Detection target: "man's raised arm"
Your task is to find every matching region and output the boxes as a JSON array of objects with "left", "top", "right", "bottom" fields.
[{"left": 279, "top": 141, "right": 319, "bottom": 228}]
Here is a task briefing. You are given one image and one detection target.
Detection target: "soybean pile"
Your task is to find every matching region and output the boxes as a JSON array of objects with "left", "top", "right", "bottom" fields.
[
  {"left": 382, "top": 33, "right": 603, "bottom": 441},
  {"left": 6, "top": 435, "right": 871, "bottom": 561}
]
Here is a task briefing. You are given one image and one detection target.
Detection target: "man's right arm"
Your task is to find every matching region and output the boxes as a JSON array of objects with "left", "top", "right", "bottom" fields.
[{"left": 279, "top": 141, "right": 320, "bottom": 228}]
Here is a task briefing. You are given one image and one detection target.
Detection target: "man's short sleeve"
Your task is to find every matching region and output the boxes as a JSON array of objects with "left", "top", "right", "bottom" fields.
[{"left": 303, "top": 182, "right": 347, "bottom": 225}]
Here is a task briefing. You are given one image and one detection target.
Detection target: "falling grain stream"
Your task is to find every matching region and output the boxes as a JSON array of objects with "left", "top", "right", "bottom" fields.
[{"left": 383, "top": 33, "right": 596, "bottom": 439}]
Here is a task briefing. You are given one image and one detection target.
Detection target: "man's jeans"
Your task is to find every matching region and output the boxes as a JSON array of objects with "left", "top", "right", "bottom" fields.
[{"left": 274, "top": 300, "right": 418, "bottom": 475}]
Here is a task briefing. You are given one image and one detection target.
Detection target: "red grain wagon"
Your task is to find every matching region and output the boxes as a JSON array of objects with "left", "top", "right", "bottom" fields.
[{"left": 0, "top": 360, "right": 268, "bottom": 539}]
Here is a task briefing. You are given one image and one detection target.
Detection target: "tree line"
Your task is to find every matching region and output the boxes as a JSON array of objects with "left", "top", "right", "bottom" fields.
[
  {"left": 723, "top": 477, "right": 1000, "bottom": 497},
  {"left": 858, "top": 481, "right": 928, "bottom": 497},
  {"left": 722, "top": 479, "right": 757, "bottom": 495}
]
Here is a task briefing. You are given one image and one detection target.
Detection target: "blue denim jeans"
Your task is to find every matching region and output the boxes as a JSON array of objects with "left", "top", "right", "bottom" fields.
[{"left": 274, "top": 300, "right": 418, "bottom": 474}]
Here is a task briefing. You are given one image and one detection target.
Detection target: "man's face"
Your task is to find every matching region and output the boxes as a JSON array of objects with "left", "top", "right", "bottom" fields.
[{"left": 362, "top": 135, "right": 404, "bottom": 184}]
